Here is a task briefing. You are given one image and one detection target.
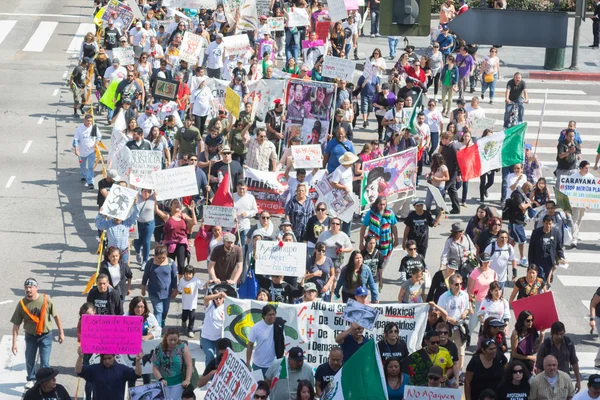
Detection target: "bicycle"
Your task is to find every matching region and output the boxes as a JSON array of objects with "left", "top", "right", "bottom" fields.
[{"left": 505, "top": 99, "right": 528, "bottom": 127}]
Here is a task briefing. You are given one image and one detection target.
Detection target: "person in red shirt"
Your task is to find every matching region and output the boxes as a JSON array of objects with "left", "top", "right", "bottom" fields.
[
  {"left": 175, "top": 71, "right": 190, "bottom": 122},
  {"left": 405, "top": 61, "right": 427, "bottom": 86}
]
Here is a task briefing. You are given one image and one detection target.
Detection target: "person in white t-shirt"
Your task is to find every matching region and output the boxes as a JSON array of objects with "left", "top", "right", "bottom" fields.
[
  {"left": 144, "top": 36, "right": 165, "bottom": 69},
  {"left": 103, "top": 58, "right": 127, "bottom": 87},
  {"left": 200, "top": 287, "right": 227, "bottom": 365},
  {"left": 129, "top": 22, "right": 148, "bottom": 57},
  {"left": 573, "top": 375, "right": 600, "bottom": 400},
  {"left": 484, "top": 230, "right": 516, "bottom": 290},
  {"left": 465, "top": 96, "right": 486, "bottom": 122},
  {"left": 178, "top": 265, "right": 205, "bottom": 338},
  {"left": 234, "top": 181, "right": 259, "bottom": 247},
  {"left": 505, "top": 163, "right": 527, "bottom": 200},
  {"left": 205, "top": 34, "right": 226, "bottom": 79},
  {"left": 246, "top": 304, "right": 278, "bottom": 376},
  {"left": 329, "top": 152, "right": 355, "bottom": 194},
  {"left": 342, "top": 16, "right": 358, "bottom": 59}
]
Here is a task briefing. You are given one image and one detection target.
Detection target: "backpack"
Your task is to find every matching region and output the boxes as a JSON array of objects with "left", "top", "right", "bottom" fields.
[{"left": 501, "top": 198, "right": 512, "bottom": 221}]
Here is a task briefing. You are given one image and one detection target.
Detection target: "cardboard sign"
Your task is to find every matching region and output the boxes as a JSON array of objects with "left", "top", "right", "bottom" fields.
[
  {"left": 328, "top": 0, "right": 349, "bottom": 22},
  {"left": 291, "top": 144, "right": 322, "bottom": 169},
  {"left": 129, "top": 382, "right": 166, "bottom": 400},
  {"left": 255, "top": 241, "right": 307, "bottom": 277},
  {"left": 322, "top": 55, "right": 356, "bottom": 81},
  {"left": 100, "top": 185, "right": 138, "bottom": 220},
  {"left": 343, "top": 298, "right": 380, "bottom": 330},
  {"left": 223, "top": 34, "right": 252, "bottom": 57},
  {"left": 205, "top": 349, "right": 258, "bottom": 400},
  {"left": 267, "top": 17, "right": 285, "bottom": 31},
  {"left": 511, "top": 291, "right": 559, "bottom": 331},
  {"left": 112, "top": 47, "right": 135, "bottom": 66},
  {"left": 470, "top": 117, "right": 496, "bottom": 136},
  {"left": 130, "top": 150, "right": 163, "bottom": 187},
  {"left": 404, "top": 386, "right": 461, "bottom": 400},
  {"left": 80, "top": 315, "right": 143, "bottom": 355},
  {"left": 287, "top": 7, "right": 310, "bottom": 27},
  {"left": 179, "top": 31, "right": 208, "bottom": 64},
  {"left": 559, "top": 173, "right": 600, "bottom": 209},
  {"left": 225, "top": 86, "right": 241, "bottom": 119},
  {"left": 315, "top": 21, "right": 330, "bottom": 41},
  {"left": 152, "top": 165, "right": 199, "bottom": 201},
  {"left": 203, "top": 205, "right": 236, "bottom": 228},
  {"left": 112, "top": 145, "right": 133, "bottom": 181}
]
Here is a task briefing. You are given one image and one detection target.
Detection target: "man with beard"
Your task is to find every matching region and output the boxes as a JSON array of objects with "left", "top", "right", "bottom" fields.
[{"left": 287, "top": 83, "right": 306, "bottom": 120}]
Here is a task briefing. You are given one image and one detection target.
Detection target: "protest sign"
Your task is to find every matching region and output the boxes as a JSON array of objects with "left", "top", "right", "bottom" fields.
[
  {"left": 246, "top": 79, "right": 286, "bottom": 121},
  {"left": 152, "top": 165, "right": 199, "bottom": 201},
  {"left": 90, "top": 338, "right": 160, "bottom": 375},
  {"left": 470, "top": 117, "right": 496, "bottom": 136},
  {"left": 205, "top": 349, "right": 258, "bottom": 400},
  {"left": 322, "top": 55, "right": 356, "bottom": 81},
  {"left": 287, "top": 7, "right": 310, "bottom": 27},
  {"left": 314, "top": 175, "right": 359, "bottom": 223},
  {"left": 424, "top": 182, "right": 450, "bottom": 213},
  {"left": 404, "top": 386, "right": 461, "bottom": 400},
  {"left": 112, "top": 47, "right": 135, "bottom": 66},
  {"left": 362, "top": 148, "right": 418, "bottom": 206},
  {"left": 343, "top": 299, "right": 380, "bottom": 330},
  {"left": 225, "top": 86, "right": 241, "bottom": 119},
  {"left": 112, "top": 145, "right": 133, "bottom": 181},
  {"left": 267, "top": 17, "right": 285, "bottom": 31},
  {"left": 238, "top": 0, "right": 259, "bottom": 31},
  {"left": 179, "top": 31, "right": 208, "bottom": 64},
  {"left": 328, "top": 0, "right": 349, "bottom": 22},
  {"left": 345, "top": 0, "right": 359, "bottom": 10},
  {"left": 206, "top": 77, "right": 229, "bottom": 109},
  {"left": 102, "top": 0, "right": 134, "bottom": 31},
  {"left": 315, "top": 21, "right": 330, "bottom": 41},
  {"left": 363, "top": 58, "right": 374, "bottom": 81},
  {"left": 130, "top": 150, "right": 162, "bottom": 187},
  {"left": 302, "top": 40, "right": 325, "bottom": 71},
  {"left": 223, "top": 298, "right": 428, "bottom": 368},
  {"left": 129, "top": 382, "right": 166, "bottom": 400},
  {"left": 291, "top": 144, "right": 322, "bottom": 169},
  {"left": 558, "top": 173, "right": 600, "bottom": 209},
  {"left": 223, "top": 34, "right": 252, "bottom": 57},
  {"left": 244, "top": 167, "right": 287, "bottom": 214},
  {"left": 256, "top": 0, "right": 271, "bottom": 17},
  {"left": 100, "top": 185, "right": 138, "bottom": 220},
  {"left": 204, "top": 205, "right": 236, "bottom": 228},
  {"left": 255, "top": 241, "right": 307, "bottom": 277},
  {"left": 163, "top": 0, "right": 217, "bottom": 7},
  {"left": 511, "top": 291, "right": 559, "bottom": 330},
  {"left": 80, "top": 315, "right": 142, "bottom": 355}
]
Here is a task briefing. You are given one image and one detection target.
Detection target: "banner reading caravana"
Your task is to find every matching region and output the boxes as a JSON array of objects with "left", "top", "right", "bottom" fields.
[
  {"left": 222, "top": 298, "right": 429, "bottom": 368},
  {"left": 558, "top": 173, "right": 600, "bottom": 209},
  {"left": 361, "top": 148, "right": 418, "bottom": 207}
]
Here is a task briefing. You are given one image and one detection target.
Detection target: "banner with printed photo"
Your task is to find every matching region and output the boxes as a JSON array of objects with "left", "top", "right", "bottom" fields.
[
  {"left": 302, "top": 40, "right": 325, "bottom": 71},
  {"left": 291, "top": 144, "right": 323, "bottom": 169},
  {"left": 342, "top": 298, "right": 380, "bottom": 331},
  {"left": 255, "top": 241, "right": 307, "bottom": 277},
  {"left": 285, "top": 79, "right": 335, "bottom": 139},
  {"left": 223, "top": 34, "right": 252, "bottom": 57},
  {"left": 246, "top": 79, "right": 286, "bottom": 121},
  {"left": 243, "top": 166, "right": 287, "bottom": 215},
  {"left": 112, "top": 47, "right": 135, "bottom": 66},
  {"left": 100, "top": 185, "right": 138, "bottom": 220},
  {"left": 328, "top": 0, "right": 349, "bottom": 22},
  {"left": 267, "top": 17, "right": 285, "bottom": 31},
  {"left": 314, "top": 174, "right": 359, "bottom": 223},
  {"left": 205, "top": 349, "right": 258, "bottom": 400},
  {"left": 322, "top": 55, "right": 356, "bottom": 81},
  {"left": 362, "top": 148, "right": 418, "bottom": 206},
  {"left": 287, "top": 7, "right": 310, "bottom": 27},
  {"left": 179, "top": 31, "right": 208, "bottom": 64},
  {"left": 129, "top": 382, "right": 166, "bottom": 400},
  {"left": 89, "top": 339, "right": 160, "bottom": 375},
  {"left": 130, "top": 150, "right": 163, "bottom": 187},
  {"left": 300, "top": 118, "right": 328, "bottom": 150},
  {"left": 102, "top": 0, "right": 134, "bottom": 32},
  {"left": 258, "top": 38, "right": 276, "bottom": 63}
]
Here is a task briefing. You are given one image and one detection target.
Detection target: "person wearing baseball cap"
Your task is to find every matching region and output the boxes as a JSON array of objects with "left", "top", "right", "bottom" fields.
[
  {"left": 300, "top": 283, "right": 319, "bottom": 303},
  {"left": 209, "top": 144, "right": 244, "bottom": 193},
  {"left": 265, "top": 346, "right": 314, "bottom": 400},
  {"left": 12, "top": 279, "right": 65, "bottom": 389},
  {"left": 207, "top": 232, "right": 243, "bottom": 285},
  {"left": 23, "top": 367, "right": 70, "bottom": 399},
  {"left": 574, "top": 374, "right": 600, "bottom": 400}
]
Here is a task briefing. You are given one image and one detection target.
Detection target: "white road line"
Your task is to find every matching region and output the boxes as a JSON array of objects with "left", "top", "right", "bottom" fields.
[
  {"left": 491, "top": 120, "right": 600, "bottom": 129},
  {"left": 525, "top": 133, "right": 600, "bottom": 142},
  {"left": 485, "top": 109, "right": 598, "bottom": 118},
  {"left": 484, "top": 88, "right": 587, "bottom": 95},
  {"left": 22, "top": 141, "right": 32, "bottom": 154},
  {"left": 5, "top": 176, "right": 15, "bottom": 188},
  {"left": 37, "top": 116, "right": 44, "bottom": 125},
  {"left": 526, "top": 99, "right": 600, "bottom": 105},
  {"left": 557, "top": 275, "right": 600, "bottom": 287},
  {"left": 22, "top": 21, "right": 58, "bottom": 52},
  {"left": 0, "top": 12, "right": 84, "bottom": 18},
  {"left": 52, "top": 88, "right": 59, "bottom": 96},
  {"left": 0, "top": 21, "right": 16, "bottom": 46},
  {"left": 62, "top": 71, "right": 68, "bottom": 79},
  {"left": 0, "top": 300, "right": 13, "bottom": 305},
  {"left": 66, "top": 23, "right": 96, "bottom": 54}
]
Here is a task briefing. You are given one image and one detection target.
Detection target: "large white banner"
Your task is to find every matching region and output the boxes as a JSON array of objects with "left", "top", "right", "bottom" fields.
[
  {"left": 223, "top": 34, "right": 252, "bottom": 57},
  {"left": 152, "top": 165, "right": 199, "bottom": 200},
  {"left": 322, "top": 55, "right": 356, "bottom": 81},
  {"left": 100, "top": 185, "right": 138, "bottom": 220},
  {"left": 328, "top": 0, "right": 349, "bottom": 22},
  {"left": 246, "top": 79, "right": 286, "bottom": 121},
  {"left": 255, "top": 241, "right": 307, "bottom": 277},
  {"left": 130, "top": 150, "right": 163, "bottom": 187},
  {"left": 179, "top": 31, "right": 208, "bottom": 64},
  {"left": 559, "top": 173, "right": 600, "bottom": 209}
]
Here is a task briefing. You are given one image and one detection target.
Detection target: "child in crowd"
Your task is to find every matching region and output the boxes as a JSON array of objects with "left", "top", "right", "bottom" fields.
[{"left": 178, "top": 265, "right": 205, "bottom": 338}]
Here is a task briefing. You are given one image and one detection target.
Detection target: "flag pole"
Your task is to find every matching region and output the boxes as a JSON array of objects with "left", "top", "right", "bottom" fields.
[
  {"left": 277, "top": 80, "right": 289, "bottom": 158},
  {"left": 533, "top": 89, "right": 547, "bottom": 158}
]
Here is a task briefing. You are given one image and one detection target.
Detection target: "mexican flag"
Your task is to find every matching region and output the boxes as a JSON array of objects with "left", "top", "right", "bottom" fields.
[
  {"left": 322, "top": 339, "right": 388, "bottom": 400},
  {"left": 269, "top": 357, "right": 288, "bottom": 389},
  {"left": 407, "top": 91, "right": 423, "bottom": 135},
  {"left": 457, "top": 123, "right": 527, "bottom": 182}
]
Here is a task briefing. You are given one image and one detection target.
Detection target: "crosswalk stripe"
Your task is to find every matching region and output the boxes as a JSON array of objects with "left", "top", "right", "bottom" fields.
[
  {"left": 462, "top": 88, "right": 587, "bottom": 95},
  {"left": 485, "top": 109, "right": 598, "bottom": 118},
  {"left": 494, "top": 121, "right": 599, "bottom": 129},
  {"left": 557, "top": 275, "right": 600, "bottom": 287},
  {"left": 66, "top": 23, "right": 96, "bottom": 55},
  {"left": 513, "top": 146, "right": 597, "bottom": 156},
  {"left": 22, "top": 21, "right": 57, "bottom": 52},
  {"left": 525, "top": 133, "right": 600, "bottom": 142},
  {"left": 525, "top": 231, "right": 599, "bottom": 241},
  {"left": 526, "top": 99, "right": 600, "bottom": 106},
  {"left": 0, "top": 21, "right": 16, "bottom": 47}
]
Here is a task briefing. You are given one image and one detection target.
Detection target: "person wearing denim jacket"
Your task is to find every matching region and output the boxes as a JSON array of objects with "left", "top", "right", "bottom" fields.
[
  {"left": 334, "top": 250, "right": 379, "bottom": 303},
  {"left": 440, "top": 56, "right": 459, "bottom": 116}
]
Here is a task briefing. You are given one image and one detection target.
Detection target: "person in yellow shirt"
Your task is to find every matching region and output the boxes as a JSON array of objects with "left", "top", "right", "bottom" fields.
[{"left": 401, "top": 330, "right": 459, "bottom": 387}]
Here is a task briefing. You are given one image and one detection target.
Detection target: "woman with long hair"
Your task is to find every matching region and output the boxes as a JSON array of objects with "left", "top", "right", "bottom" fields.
[
  {"left": 305, "top": 242, "right": 335, "bottom": 300},
  {"left": 466, "top": 205, "right": 493, "bottom": 245},
  {"left": 297, "top": 379, "right": 316, "bottom": 400},
  {"left": 384, "top": 131, "right": 402, "bottom": 156},
  {"left": 126, "top": 296, "right": 161, "bottom": 387},
  {"left": 330, "top": 22, "right": 345, "bottom": 57},
  {"left": 425, "top": 153, "right": 449, "bottom": 217},
  {"left": 98, "top": 246, "right": 132, "bottom": 301},
  {"left": 465, "top": 338, "right": 507, "bottom": 400},
  {"left": 509, "top": 264, "right": 545, "bottom": 303},
  {"left": 334, "top": 250, "right": 378, "bottom": 303},
  {"left": 137, "top": 52, "right": 152, "bottom": 92},
  {"left": 455, "top": 109, "right": 470, "bottom": 137},
  {"left": 530, "top": 177, "right": 550, "bottom": 208},
  {"left": 384, "top": 356, "right": 409, "bottom": 400},
  {"left": 147, "top": 126, "right": 171, "bottom": 167},
  {"left": 141, "top": 245, "right": 178, "bottom": 327},
  {"left": 200, "top": 287, "right": 228, "bottom": 364},
  {"left": 80, "top": 32, "right": 98, "bottom": 60},
  {"left": 459, "top": 130, "right": 474, "bottom": 206},
  {"left": 373, "top": 83, "right": 396, "bottom": 143},
  {"left": 441, "top": 222, "right": 477, "bottom": 281},
  {"left": 481, "top": 47, "right": 500, "bottom": 105},
  {"left": 467, "top": 254, "right": 498, "bottom": 336},
  {"left": 510, "top": 310, "right": 543, "bottom": 373},
  {"left": 496, "top": 360, "right": 531, "bottom": 400},
  {"left": 152, "top": 328, "right": 193, "bottom": 398},
  {"left": 282, "top": 57, "right": 300, "bottom": 75},
  {"left": 476, "top": 216, "right": 503, "bottom": 255},
  {"left": 477, "top": 316, "right": 508, "bottom": 356},
  {"left": 479, "top": 128, "right": 496, "bottom": 201},
  {"left": 369, "top": 47, "right": 387, "bottom": 79},
  {"left": 477, "top": 281, "right": 510, "bottom": 327}
]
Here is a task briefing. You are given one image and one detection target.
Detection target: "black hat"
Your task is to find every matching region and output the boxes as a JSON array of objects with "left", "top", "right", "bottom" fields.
[
  {"left": 488, "top": 319, "right": 506, "bottom": 328},
  {"left": 479, "top": 252, "right": 492, "bottom": 263},
  {"left": 288, "top": 346, "right": 305, "bottom": 361},
  {"left": 35, "top": 368, "right": 59, "bottom": 383},
  {"left": 211, "top": 284, "right": 238, "bottom": 298},
  {"left": 589, "top": 374, "right": 600, "bottom": 388}
]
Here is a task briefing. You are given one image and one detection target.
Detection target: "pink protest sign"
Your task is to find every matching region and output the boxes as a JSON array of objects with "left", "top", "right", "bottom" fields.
[
  {"left": 80, "top": 315, "right": 143, "bottom": 355},
  {"left": 345, "top": 0, "right": 359, "bottom": 10},
  {"left": 511, "top": 291, "right": 559, "bottom": 331}
]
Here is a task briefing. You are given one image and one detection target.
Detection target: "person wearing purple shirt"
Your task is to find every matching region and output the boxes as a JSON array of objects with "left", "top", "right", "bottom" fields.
[
  {"left": 455, "top": 46, "right": 474, "bottom": 101},
  {"left": 373, "top": 83, "right": 397, "bottom": 142}
]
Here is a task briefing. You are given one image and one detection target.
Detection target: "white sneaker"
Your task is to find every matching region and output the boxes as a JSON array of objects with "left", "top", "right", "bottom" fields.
[
  {"left": 24, "top": 381, "right": 34, "bottom": 389},
  {"left": 187, "top": 331, "right": 194, "bottom": 338}
]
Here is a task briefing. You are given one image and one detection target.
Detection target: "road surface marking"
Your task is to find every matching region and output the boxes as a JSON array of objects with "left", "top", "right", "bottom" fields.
[
  {"left": 0, "top": 21, "right": 16, "bottom": 46},
  {"left": 37, "top": 116, "right": 44, "bottom": 124},
  {"left": 22, "top": 141, "right": 32, "bottom": 154},
  {"left": 5, "top": 177, "right": 15, "bottom": 188},
  {"left": 23, "top": 21, "right": 58, "bottom": 52},
  {"left": 52, "top": 88, "right": 59, "bottom": 96}
]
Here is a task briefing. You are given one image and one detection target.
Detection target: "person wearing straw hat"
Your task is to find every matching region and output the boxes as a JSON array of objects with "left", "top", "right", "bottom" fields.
[
  {"left": 209, "top": 145, "right": 243, "bottom": 193},
  {"left": 23, "top": 367, "right": 70, "bottom": 400}
]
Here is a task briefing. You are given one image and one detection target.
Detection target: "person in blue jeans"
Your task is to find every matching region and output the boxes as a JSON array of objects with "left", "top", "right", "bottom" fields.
[
  {"left": 134, "top": 188, "right": 156, "bottom": 266},
  {"left": 503, "top": 72, "right": 528, "bottom": 128},
  {"left": 11, "top": 278, "right": 65, "bottom": 389},
  {"left": 285, "top": 27, "right": 300, "bottom": 63},
  {"left": 141, "top": 245, "right": 178, "bottom": 328},
  {"left": 368, "top": 0, "right": 381, "bottom": 36},
  {"left": 73, "top": 114, "right": 102, "bottom": 190},
  {"left": 388, "top": 36, "right": 400, "bottom": 59}
]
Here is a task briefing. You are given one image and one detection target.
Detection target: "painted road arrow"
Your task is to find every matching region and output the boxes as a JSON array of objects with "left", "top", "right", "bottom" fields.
[{"left": 448, "top": 9, "right": 568, "bottom": 48}]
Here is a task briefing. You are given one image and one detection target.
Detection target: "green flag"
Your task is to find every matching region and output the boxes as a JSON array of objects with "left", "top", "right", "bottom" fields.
[
  {"left": 407, "top": 90, "right": 423, "bottom": 135},
  {"left": 553, "top": 187, "right": 572, "bottom": 214}
]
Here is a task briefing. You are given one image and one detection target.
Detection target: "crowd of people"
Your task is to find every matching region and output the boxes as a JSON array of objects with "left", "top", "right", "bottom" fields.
[{"left": 12, "top": 0, "right": 599, "bottom": 399}]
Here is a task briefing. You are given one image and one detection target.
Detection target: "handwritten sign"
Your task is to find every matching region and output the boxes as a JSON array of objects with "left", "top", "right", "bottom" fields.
[
  {"left": 470, "top": 117, "right": 496, "bottom": 136},
  {"left": 152, "top": 165, "right": 199, "bottom": 201},
  {"left": 205, "top": 349, "right": 258, "bottom": 400},
  {"left": 223, "top": 34, "right": 252, "bottom": 57},
  {"left": 100, "top": 184, "right": 138, "bottom": 220},
  {"left": 287, "top": 7, "right": 310, "bottom": 27},
  {"left": 80, "top": 315, "right": 143, "bottom": 355},
  {"left": 511, "top": 291, "right": 559, "bottom": 330},
  {"left": 363, "top": 58, "right": 374, "bottom": 81},
  {"left": 204, "top": 205, "right": 236, "bottom": 228},
  {"left": 343, "top": 298, "right": 380, "bottom": 330},
  {"left": 328, "top": 0, "right": 349, "bottom": 22},
  {"left": 256, "top": 0, "right": 271, "bottom": 17},
  {"left": 255, "top": 241, "right": 307, "bottom": 277},
  {"left": 322, "top": 55, "right": 356, "bottom": 81},
  {"left": 315, "top": 21, "right": 330, "bottom": 41},
  {"left": 225, "top": 86, "right": 241, "bottom": 119},
  {"left": 179, "top": 31, "right": 208, "bottom": 64},
  {"left": 404, "top": 386, "right": 461, "bottom": 400},
  {"left": 112, "top": 47, "right": 135, "bottom": 66},
  {"left": 112, "top": 145, "right": 132, "bottom": 181},
  {"left": 267, "top": 17, "right": 285, "bottom": 31},
  {"left": 558, "top": 174, "right": 600, "bottom": 209},
  {"left": 130, "top": 150, "right": 163, "bottom": 187},
  {"left": 291, "top": 144, "right": 323, "bottom": 169}
]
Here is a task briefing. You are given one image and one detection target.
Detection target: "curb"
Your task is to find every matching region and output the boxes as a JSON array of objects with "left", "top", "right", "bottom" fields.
[{"left": 528, "top": 70, "right": 600, "bottom": 81}]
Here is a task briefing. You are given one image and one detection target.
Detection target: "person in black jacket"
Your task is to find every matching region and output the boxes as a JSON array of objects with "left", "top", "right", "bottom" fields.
[
  {"left": 439, "top": 131, "right": 462, "bottom": 214},
  {"left": 591, "top": 0, "right": 600, "bottom": 49},
  {"left": 23, "top": 368, "right": 71, "bottom": 400},
  {"left": 528, "top": 215, "right": 566, "bottom": 287},
  {"left": 86, "top": 273, "right": 123, "bottom": 315},
  {"left": 99, "top": 246, "right": 132, "bottom": 301}
]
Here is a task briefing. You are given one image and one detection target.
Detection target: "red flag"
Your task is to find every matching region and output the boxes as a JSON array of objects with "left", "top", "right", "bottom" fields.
[
  {"left": 195, "top": 234, "right": 209, "bottom": 261},
  {"left": 211, "top": 170, "right": 234, "bottom": 207}
]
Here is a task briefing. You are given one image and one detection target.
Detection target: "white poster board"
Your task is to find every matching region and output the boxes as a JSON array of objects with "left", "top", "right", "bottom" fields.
[
  {"left": 112, "top": 47, "right": 135, "bottom": 66},
  {"left": 223, "top": 34, "right": 252, "bottom": 57},
  {"left": 266, "top": 17, "right": 285, "bottom": 31},
  {"left": 100, "top": 185, "right": 138, "bottom": 220},
  {"left": 130, "top": 150, "right": 163, "bottom": 187},
  {"left": 342, "top": 298, "right": 380, "bottom": 330},
  {"left": 179, "top": 31, "right": 208, "bottom": 64},
  {"left": 205, "top": 349, "right": 258, "bottom": 400},
  {"left": 322, "top": 55, "right": 356, "bottom": 81},
  {"left": 328, "top": 0, "right": 349, "bottom": 22},
  {"left": 113, "top": 145, "right": 133, "bottom": 180},
  {"left": 424, "top": 182, "right": 450, "bottom": 213},
  {"left": 203, "top": 205, "right": 236, "bottom": 228},
  {"left": 470, "top": 117, "right": 496, "bottom": 136},
  {"left": 152, "top": 165, "right": 199, "bottom": 201},
  {"left": 291, "top": 144, "right": 323, "bottom": 169},
  {"left": 287, "top": 7, "right": 310, "bottom": 27},
  {"left": 255, "top": 240, "right": 307, "bottom": 277},
  {"left": 404, "top": 386, "right": 461, "bottom": 400}
]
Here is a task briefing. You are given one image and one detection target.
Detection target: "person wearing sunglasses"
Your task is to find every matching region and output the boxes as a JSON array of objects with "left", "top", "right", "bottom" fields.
[
  {"left": 378, "top": 322, "right": 409, "bottom": 363},
  {"left": 510, "top": 310, "right": 543, "bottom": 374},
  {"left": 465, "top": 338, "right": 507, "bottom": 400},
  {"left": 302, "top": 202, "right": 329, "bottom": 255},
  {"left": 425, "top": 365, "right": 444, "bottom": 388},
  {"left": 317, "top": 217, "right": 352, "bottom": 288},
  {"left": 305, "top": 242, "right": 334, "bottom": 301},
  {"left": 476, "top": 217, "right": 503, "bottom": 255},
  {"left": 252, "top": 380, "right": 270, "bottom": 400},
  {"left": 496, "top": 360, "right": 531, "bottom": 400},
  {"left": 402, "top": 330, "right": 457, "bottom": 387},
  {"left": 360, "top": 196, "right": 399, "bottom": 263},
  {"left": 361, "top": 235, "right": 385, "bottom": 292}
]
